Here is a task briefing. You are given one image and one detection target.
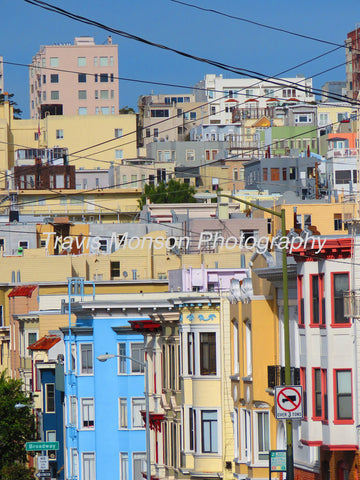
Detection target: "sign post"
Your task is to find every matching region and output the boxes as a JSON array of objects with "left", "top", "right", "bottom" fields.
[
  {"left": 37, "top": 456, "right": 49, "bottom": 471},
  {"left": 269, "top": 450, "right": 287, "bottom": 480},
  {"left": 275, "top": 386, "right": 303, "bottom": 420}
]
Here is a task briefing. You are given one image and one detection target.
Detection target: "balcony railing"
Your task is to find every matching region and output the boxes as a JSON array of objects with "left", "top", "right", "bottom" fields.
[
  {"left": 327, "top": 148, "right": 358, "bottom": 158},
  {"left": 267, "top": 365, "right": 300, "bottom": 388}
]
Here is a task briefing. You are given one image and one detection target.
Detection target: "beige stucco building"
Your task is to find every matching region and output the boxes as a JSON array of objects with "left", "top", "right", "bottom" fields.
[
  {"left": 0, "top": 101, "right": 138, "bottom": 174},
  {"left": 137, "top": 93, "right": 207, "bottom": 149}
]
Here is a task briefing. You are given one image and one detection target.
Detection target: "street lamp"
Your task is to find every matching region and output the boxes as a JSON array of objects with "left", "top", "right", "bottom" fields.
[
  {"left": 217, "top": 193, "right": 293, "bottom": 480},
  {"left": 97, "top": 353, "right": 151, "bottom": 480}
]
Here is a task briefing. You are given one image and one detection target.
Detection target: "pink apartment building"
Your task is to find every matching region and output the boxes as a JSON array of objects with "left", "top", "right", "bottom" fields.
[{"left": 29, "top": 36, "right": 119, "bottom": 119}]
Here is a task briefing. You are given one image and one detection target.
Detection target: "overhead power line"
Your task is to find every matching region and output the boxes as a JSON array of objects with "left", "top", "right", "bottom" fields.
[
  {"left": 170, "top": 0, "right": 350, "bottom": 50},
  {"left": 22, "top": 0, "right": 357, "bottom": 105}
]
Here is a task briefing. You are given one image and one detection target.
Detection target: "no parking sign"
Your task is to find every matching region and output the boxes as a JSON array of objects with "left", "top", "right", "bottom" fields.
[{"left": 275, "top": 385, "right": 303, "bottom": 419}]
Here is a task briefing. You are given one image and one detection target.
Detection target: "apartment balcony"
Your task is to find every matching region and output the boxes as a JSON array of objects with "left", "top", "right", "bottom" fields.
[
  {"left": 19, "top": 356, "right": 32, "bottom": 370},
  {"left": 267, "top": 365, "right": 300, "bottom": 389},
  {"left": 327, "top": 148, "right": 357, "bottom": 158}
]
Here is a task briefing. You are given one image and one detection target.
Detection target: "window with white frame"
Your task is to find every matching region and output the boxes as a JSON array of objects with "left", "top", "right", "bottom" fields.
[
  {"left": 232, "top": 408, "right": 239, "bottom": 460},
  {"left": 188, "top": 407, "right": 196, "bottom": 451},
  {"left": 56, "top": 129, "right": 63, "bottom": 139},
  {"left": 130, "top": 343, "right": 144, "bottom": 373},
  {"left": 19, "top": 240, "right": 29, "bottom": 249},
  {"left": 241, "top": 409, "right": 251, "bottom": 461},
  {"left": 133, "top": 453, "right": 146, "bottom": 480},
  {"left": 187, "top": 332, "right": 194, "bottom": 375},
  {"left": 70, "top": 449, "right": 79, "bottom": 478},
  {"left": 71, "top": 343, "right": 76, "bottom": 372},
  {"left": 69, "top": 396, "right": 77, "bottom": 427},
  {"left": 115, "top": 128, "right": 123, "bottom": 138},
  {"left": 186, "top": 150, "right": 195, "bottom": 161},
  {"left": 78, "top": 57, "right": 86, "bottom": 67},
  {"left": 115, "top": 149, "right": 123, "bottom": 159},
  {"left": 46, "top": 430, "right": 56, "bottom": 442},
  {"left": 119, "top": 398, "right": 128, "bottom": 428},
  {"left": 132, "top": 398, "right": 145, "bottom": 428},
  {"left": 26, "top": 331, "right": 38, "bottom": 352},
  {"left": 98, "top": 239, "right": 107, "bottom": 252},
  {"left": 46, "top": 430, "right": 57, "bottom": 460},
  {"left": 45, "top": 383, "right": 55, "bottom": 413},
  {"left": 201, "top": 410, "right": 218, "bottom": 453},
  {"left": 78, "top": 90, "right": 87, "bottom": 100},
  {"left": 82, "top": 452, "right": 95, "bottom": 480},
  {"left": 51, "top": 91, "right": 59, "bottom": 100},
  {"left": 81, "top": 398, "right": 95, "bottom": 428},
  {"left": 50, "top": 57, "right": 59, "bottom": 67},
  {"left": 200, "top": 332, "right": 217, "bottom": 375},
  {"left": 100, "top": 90, "right": 109, "bottom": 99},
  {"left": 233, "top": 321, "right": 239, "bottom": 374},
  {"left": 80, "top": 344, "right": 93, "bottom": 374},
  {"left": 118, "top": 343, "right": 127, "bottom": 373},
  {"left": 319, "top": 113, "right": 329, "bottom": 125},
  {"left": 295, "top": 114, "right": 312, "bottom": 123},
  {"left": 254, "top": 411, "right": 270, "bottom": 462},
  {"left": 120, "top": 453, "right": 128, "bottom": 480},
  {"left": 78, "top": 107, "right": 87, "bottom": 115}
]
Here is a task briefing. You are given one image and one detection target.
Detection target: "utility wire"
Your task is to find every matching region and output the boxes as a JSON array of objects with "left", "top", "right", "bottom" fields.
[
  {"left": 22, "top": 0, "right": 358, "bottom": 105},
  {"left": 169, "top": 0, "right": 351, "bottom": 51}
]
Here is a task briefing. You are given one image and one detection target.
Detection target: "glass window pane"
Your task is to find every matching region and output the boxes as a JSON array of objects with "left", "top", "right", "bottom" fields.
[{"left": 337, "top": 371, "right": 351, "bottom": 393}]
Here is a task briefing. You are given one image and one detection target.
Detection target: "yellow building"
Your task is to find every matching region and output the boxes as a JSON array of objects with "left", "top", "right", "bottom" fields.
[
  {"left": 230, "top": 253, "right": 281, "bottom": 478},
  {"left": 0, "top": 101, "right": 138, "bottom": 173},
  {"left": 178, "top": 296, "right": 234, "bottom": 480},
  {"left": 269, "top": 198, "right": 357, "bottom": 237},
  {"left": 219, "top": 193, "right": 358, "bottom": 237},
  {"left": 0, "top": 187, "right": 141, "bottom": 223},
  {"left": 317, "top": 103, "right": 354, "bottom": 134}
]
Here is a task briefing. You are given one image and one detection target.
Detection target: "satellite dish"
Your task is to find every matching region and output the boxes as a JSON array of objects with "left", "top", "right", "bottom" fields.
[{"left": 123, "top": 271, "right": 128, "bottom": 278}]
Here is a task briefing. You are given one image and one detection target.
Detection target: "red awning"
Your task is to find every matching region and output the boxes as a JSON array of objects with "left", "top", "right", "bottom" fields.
[
  {"left": 129, "top": 320, "right": 161, "bottom": 332},
  {"left": 225, "top": 98, "right": 238, "bottom": 102},
  {"left": 8, "top": 285, "right": 37, "bottom": 298},
  {"left": 245, "top": 98, "right": 258, "bottom": 103}
]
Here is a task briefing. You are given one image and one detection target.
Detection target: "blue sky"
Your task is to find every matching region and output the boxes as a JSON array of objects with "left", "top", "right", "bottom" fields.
[{"left": 1, "top": 0, "right": 358, "bottom": 118}]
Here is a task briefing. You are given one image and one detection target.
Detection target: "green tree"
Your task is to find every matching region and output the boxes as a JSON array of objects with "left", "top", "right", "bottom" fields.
[
  {"left": 119, "top": 105, "right": 135, "bottom": 114},
  {"left": 0, "top": 371, "right": 36, "bottom": 479},
  {"left": 138, "top": 179, "right": 196, "bottom": 209},
  {"left": 0, "top": 93, "right": 23, "bottom": 119}
]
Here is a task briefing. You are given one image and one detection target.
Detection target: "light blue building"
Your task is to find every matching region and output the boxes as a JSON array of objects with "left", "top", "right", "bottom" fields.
[{"left": 61, "top": 279, "right": 147, "bottom": 480}]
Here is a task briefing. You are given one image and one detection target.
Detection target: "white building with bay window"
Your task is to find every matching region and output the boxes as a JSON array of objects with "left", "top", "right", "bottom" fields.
[{"left": 292, "top": 232, "right": 358, "bottom": 480}]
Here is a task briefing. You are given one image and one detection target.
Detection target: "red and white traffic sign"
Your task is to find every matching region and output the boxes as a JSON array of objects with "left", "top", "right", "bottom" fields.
[{"left": 275, "top": 385, "right": 303, "bottom": 419}]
